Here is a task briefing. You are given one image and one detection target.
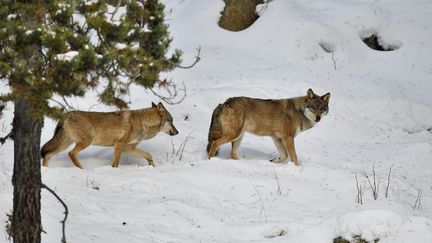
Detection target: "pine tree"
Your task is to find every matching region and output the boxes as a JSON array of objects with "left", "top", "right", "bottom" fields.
[{"left": 0, "top": 0, "right": 184, "bottom": 242}]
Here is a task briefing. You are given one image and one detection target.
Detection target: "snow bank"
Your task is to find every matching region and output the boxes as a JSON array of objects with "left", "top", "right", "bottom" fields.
[{"left": 276, "top": 209, "right": 432, "bottom": 243}]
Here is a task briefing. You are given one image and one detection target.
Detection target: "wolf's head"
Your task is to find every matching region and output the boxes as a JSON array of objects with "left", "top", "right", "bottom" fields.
[
  {"left": 303, "top": 88, "right": 330, "bottom": 123},
  {"left": 152, "top": 102, "right": 179, "bottom": 136}
]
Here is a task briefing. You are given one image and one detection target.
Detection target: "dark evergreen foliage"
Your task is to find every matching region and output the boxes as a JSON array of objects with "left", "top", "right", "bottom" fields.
[{"left": 0, "top": 0, "right": 182, "bottom": 116}]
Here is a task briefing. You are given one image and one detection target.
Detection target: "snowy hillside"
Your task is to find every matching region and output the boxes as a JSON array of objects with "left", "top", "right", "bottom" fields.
[{"left": 1, "top": 0, "right": 432, "bottom": 242}]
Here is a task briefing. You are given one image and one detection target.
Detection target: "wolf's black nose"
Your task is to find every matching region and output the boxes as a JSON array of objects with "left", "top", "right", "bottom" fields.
[
  {"left": 315, "top": 116, "right": 321, "bottom": 122},
  {"left": 170, "top": 130, "right": 179, "bottom": 136}
]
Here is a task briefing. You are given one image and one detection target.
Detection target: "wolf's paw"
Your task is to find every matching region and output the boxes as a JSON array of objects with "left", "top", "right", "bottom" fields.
[
  {"left": 270, "top": 158, "right": 283, "bottom": 163},
  {"left": 148, "top": 160, "right": 155, "bottom": 167}
]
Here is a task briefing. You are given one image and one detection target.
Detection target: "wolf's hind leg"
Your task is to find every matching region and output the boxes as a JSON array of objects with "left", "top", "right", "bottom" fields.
[
  {"left": 68, "top": 141, "right": 91, "bottom": 169},
  {"left": 231, "top": 133, "right": 244, "bottom": 160},
  {"left": 209, "top": 114, "right": 243, "bottom": 159},
  {"left": 124, "top": 144, "right": 154, "bottom": 166},
  {"left": 209, "top": 135, "right": 236, "bottom": 159},
  {"left": 270, "top": 137, "right": 288, "bottom": 163},
  {"left": 42, "top": 140, "right": 72, "bottom": 167},
  {"left": 209, "top": 128, "right": 242, "bottom": 159},
  {"left": 209, "top": 106, "right": 244, "bottom": 159}
]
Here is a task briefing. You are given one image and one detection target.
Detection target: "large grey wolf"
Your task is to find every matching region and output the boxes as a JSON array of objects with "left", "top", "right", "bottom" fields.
[
  {"left": 207, "top": 89, "right": 330, "bottom": 165},
  {"left": 41, "top": 102, "right": 178, "bottom": 168}
]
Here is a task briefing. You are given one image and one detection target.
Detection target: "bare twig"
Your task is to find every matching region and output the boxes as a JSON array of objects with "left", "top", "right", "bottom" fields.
[
  {"left": 385, "top": 165, "right": 393, "bottom": 198},
  {"left": 0, "top": 131, "right": 13, "bottom": 145},
  {"left": 0, "top": 103, "right": 4, "bottom": 118},
  {"left": 170, "top": 138, "right": 175, "bottom": 158},
  {"left": 355, "top": 173, "right": 363, "bottom": 205},
  {"left": 61, "top": 96, "right": 75, "bottom": 111},
  {"left": 362, "top": 163, "right": 380, "bottom": 200},
  {"left": 177, "top": 136, "right": 190, "bottom": 161},
  {"left": 176, "top": 46, "right": 201, "bottom": 69},
  {"left": 318, "top": 42, "right": 336, "bottom": 70},
  {"left": 250, "top": 183, "right": 268, "bottom": 222},
  {"left": 273, "top": 167, "right": 282, "bottom": 195},
  {"left": 49, "top": 97, "right": 74, "bottom": 112},
  {"left": 87, "top": 102, "right": 103, "bottom": 112},
  {"left": 331, "top": 51, "right": 337, "bottom": 70},
  {"left": 41, "top": 183, "right": 68, "bottom": 243},
  {"left": 149, "top": 81, "right": 186, "bottom": 105},
  {"left": 413, "top": 189, "right": 423, "bottom": 210},
  {"left": 169, "top": 132, "right": 192, "bottom": 163},
  {"left": 109, "top": 0, "right": 123, "bottom": 21}
]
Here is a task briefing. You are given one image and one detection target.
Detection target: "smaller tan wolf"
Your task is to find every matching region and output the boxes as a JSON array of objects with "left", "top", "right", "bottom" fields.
[
  {"left": 41, "top": 102, "right": 178, "bottom": 168},
  {"left": 207, "top": 89, "right": 330, "bottom": 165}
]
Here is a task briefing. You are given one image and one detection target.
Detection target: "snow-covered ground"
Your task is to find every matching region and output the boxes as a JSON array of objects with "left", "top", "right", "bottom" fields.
[{"left": 1, "top": 0, "right": 432, "bottom": 242}]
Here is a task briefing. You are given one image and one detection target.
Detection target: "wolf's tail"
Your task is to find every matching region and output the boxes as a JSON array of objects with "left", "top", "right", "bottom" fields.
[
  {"left": 41, "top": 122, "right": 66, "bottom": 158},
  {"left": 206, "top": 104, "right": 224, "bottom": 154}
]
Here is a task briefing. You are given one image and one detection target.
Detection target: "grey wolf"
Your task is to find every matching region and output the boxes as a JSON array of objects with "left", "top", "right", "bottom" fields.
[
  {"left": 41, "top": 102, "right": 178, "bottom": 168},
  {"left": 207, "top": 89, "right": 330, "bottom": 165}
]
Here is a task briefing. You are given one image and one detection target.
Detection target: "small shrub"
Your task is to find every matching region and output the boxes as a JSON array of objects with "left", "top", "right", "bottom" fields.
[
  {"left": 334, "top": 235, "right": 379, "bottom": 243},
  {"left": 5, "top": 212, "right": 12, "bottom": 240}
]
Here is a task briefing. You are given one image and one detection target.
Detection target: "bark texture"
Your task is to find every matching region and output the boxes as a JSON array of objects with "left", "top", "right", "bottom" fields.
[{"left": 12, "top": 97, "right": 43, "bottom": 243}]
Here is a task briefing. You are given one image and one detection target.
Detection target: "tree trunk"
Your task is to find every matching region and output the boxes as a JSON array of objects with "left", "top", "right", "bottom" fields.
[{"left": 12, "top": 97, "right": 43, "bottom": 243}]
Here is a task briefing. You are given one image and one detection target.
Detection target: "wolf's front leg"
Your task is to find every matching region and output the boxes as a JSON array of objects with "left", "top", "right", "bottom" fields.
[
  {"left": 282, "top": 136, "right": 299, "bottom": 165},
  {"left": 270, "top": 137, "right": 288, "bottom": 163},
  {"left": 124, "top": 144, "right": 155, "bottom": 166},
  {"left": 112, "top": 140, "right": 126, "bottom": 168}
]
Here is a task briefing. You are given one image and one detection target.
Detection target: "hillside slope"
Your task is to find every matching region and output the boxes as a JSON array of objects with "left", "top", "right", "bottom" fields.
[{"left": 1, "top": 0, "right": 432, "bottom": 242}]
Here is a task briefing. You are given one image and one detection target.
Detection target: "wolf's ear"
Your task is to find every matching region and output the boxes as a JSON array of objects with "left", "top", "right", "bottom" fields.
[
  {"left": 151, "top": 102, "right": 157, "bottom": 108},
  {"left": 157, "top": 102, "right": 166, "bottom": 111},
  {"left": 322, "top": 93, "right": 331, "bottom": 103},
  {"left": 307, "top": 88, "right": 315, "bottom": 99}
]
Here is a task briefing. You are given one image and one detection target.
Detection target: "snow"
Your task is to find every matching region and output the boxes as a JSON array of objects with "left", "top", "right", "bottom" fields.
[
  {"left": 6, "top": 14, "right": 16, "bottom": 20},
  {"left": 143, "top": 24, "right": 151, "bottom": 33},
  {"left": 55, "top": 51, "right": 79, "bottom": 62},
  {"left": 115, "top": 43, "right": 127, "bottom": 50},
  {"left": 1, "top": 0, "right": 432, "bottom": 242},
  {"left": 85, "top": 0, "right": 99, "bottom": 6}
]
